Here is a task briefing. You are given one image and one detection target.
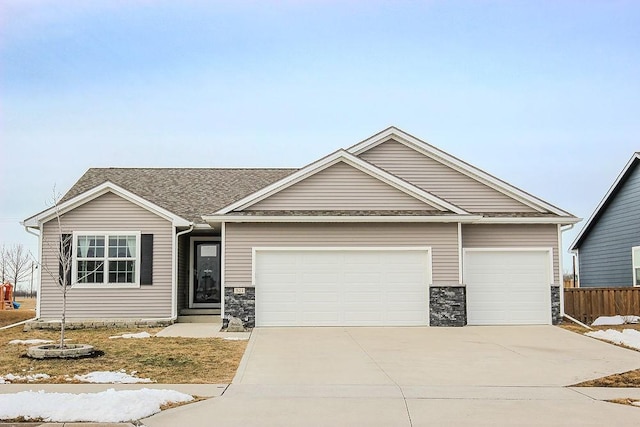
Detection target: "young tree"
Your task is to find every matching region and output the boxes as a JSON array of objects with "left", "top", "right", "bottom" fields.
[
  {"left": 0, "top": 245, "right": 6, "bottom": 283},
  {"left": 6, "top": 244, "right": 32, "bottom": 300},
  {"left": 39, "top": 188, "right": 102, "bottom": 348}
]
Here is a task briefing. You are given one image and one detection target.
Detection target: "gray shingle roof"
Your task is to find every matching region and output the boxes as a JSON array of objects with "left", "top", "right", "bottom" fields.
[{"left": 61, "top": 168, "right": 298, "bottom": 223}]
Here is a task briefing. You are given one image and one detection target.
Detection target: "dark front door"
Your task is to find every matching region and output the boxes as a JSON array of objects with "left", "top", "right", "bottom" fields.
[{"left": 190, "top": 241, "right": 221, "bottom": 308}]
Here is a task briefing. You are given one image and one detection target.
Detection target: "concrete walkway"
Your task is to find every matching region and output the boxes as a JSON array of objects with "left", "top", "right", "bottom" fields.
[
  {"left": 154, "top": 323, "right": 251, "bottom": 340},
  {"left": 143, "top": 326, "right": 640, "bottom": 426}
]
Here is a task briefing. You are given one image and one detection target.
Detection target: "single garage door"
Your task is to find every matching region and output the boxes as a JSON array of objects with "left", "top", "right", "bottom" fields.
[
  {"left": 464, "top": 250, "right": 552, "bottom": 325},
  {"left": 254, "top": 248, "right": 430, "bottom": 327}
]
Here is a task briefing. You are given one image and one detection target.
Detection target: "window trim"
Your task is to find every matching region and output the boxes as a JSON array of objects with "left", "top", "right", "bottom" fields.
[
  {"left": 633, "top": 246, "right": 640, "bottom": 288},
  {"left": 72, "top": 231, "right": 141, "bottom": 289}
]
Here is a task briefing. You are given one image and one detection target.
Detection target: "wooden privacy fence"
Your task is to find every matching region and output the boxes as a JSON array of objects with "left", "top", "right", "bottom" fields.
[{"left": 564, "top": 287, "right": 640, "bottom": 324}]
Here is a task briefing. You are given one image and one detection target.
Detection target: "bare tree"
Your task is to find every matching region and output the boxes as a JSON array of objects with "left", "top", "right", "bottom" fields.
[
  {"left": 0, "top": 245, "right": 6, "bottom": 283},
  {"left": 39, "top": 188, "right": 103, "bottom": 348},
  {"left": 6, "top": 244, "right": 32, "bottom": 300}
]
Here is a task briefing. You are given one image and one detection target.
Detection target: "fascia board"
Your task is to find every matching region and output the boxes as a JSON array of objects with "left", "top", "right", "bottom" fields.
[
  {"left": 25, "top": 182, "right": 190, "bottom": 228},
  {"left": 348, "top": 127, "right": 573, "bottom": 217},
  {"left": 202, "top": 214, "right": 482, "bottom": 223},
  {"left": 570, "top": 153, "right": 640, "bottom": 250},
  {"left": 477, "top": 217, "right": 582, "bottom": 225}
]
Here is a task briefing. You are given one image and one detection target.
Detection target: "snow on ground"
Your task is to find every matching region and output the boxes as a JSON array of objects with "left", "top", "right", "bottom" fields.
[
  {"left": 73, "top": 370, "right": 153, "bottom": 384},
  {"left": 585, "top": 329, "right": 640, "bottom": 351},
  {"left": 109, "top": 331, "right": 152, "bottom": 339},
  {"left": 8, "top": 339, "right": 53, "bottom": 345},
  {"left": 0, "top": 388, "right": 193, "bottom": 422},
  {"left": 591, "top": 315, "right": 640, "bottom": 326},
  {"left": 0, "top": 373, "right": 50, "bottom": 384},
  {"left": 224, "top": 336, "right": 249, "bottom": 340}
]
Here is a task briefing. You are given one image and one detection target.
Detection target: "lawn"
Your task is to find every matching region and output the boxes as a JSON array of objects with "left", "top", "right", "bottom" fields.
[
  {"left": 0, "top": 298, "right": 37, "bottom": 328},
  {"left": 561, "top": 321, "right": 640, "bottom": 387},
  {"left": 0, "top": 322, "right": 247, "bottom": 384}
]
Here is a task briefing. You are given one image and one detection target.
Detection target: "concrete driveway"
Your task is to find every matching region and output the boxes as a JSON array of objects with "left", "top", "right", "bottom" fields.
[{"left": 144, "top": 326, "right": 640, "bottom": 426}]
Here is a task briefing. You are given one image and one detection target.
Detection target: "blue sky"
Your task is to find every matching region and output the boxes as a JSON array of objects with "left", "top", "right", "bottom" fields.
[{"left": 1, "top": 0, "right": 639, "bottom": 272}]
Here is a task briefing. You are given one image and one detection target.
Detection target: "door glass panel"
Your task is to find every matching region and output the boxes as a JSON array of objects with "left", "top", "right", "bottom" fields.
[{"left": 193, "top": 242, "right": 220, "bottom": 305}]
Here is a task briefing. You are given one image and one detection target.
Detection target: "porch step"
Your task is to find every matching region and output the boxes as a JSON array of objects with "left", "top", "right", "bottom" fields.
[
  {"left": 180, "top": 308, "right": 220, "bottom": 316},
  {"left": 177, "top": 315, "right": 222, "bottom": 324}
]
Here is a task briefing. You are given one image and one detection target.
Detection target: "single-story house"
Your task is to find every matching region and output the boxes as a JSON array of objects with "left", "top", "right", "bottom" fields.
[
  {"left": 570, "top": 152, "right": 640, "bottom": 287},
  {"left": 23, "top": 127, "right": 580, "bottom": 328}
]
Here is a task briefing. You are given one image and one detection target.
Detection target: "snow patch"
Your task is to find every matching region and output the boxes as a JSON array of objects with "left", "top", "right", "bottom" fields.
[
  {"left": 0, "top": 373, "right": 50, "bottom": 384},
  {"left": 73, "top": 370, "right": 153, "bottom": 384},
  {"left": 0, "top": 388, "right": 193, "bottom": 422},
  {"left": 585, "top": 329, "right": 640, "bottom": 351},
  {"left": 223, "top": 336, "right": 249, "bottom": 341},
  {"left": 8, "top": 339, "right": 53, "bottom": 345},
  {"left": 591, "top": 315, "right": 640, "bottom": 326},
  {"left": 109, "top": 331, "right": 152, "bottom": 339}
]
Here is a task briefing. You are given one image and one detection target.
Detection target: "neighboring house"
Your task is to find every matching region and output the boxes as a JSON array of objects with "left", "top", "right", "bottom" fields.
[
  {"left": 23, "top": 127, "right": 579, "bottom": 328},
  {"left": 570, "top": 152, "right": 640, "bottom": 288}
]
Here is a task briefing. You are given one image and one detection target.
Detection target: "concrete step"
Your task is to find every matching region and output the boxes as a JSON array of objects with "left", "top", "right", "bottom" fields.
[
  {"left": 177, "top": 315, "right": 222, "bottom": 324},
  {"left": 180, "top": 308, "right": 220, "bottom": 316}
]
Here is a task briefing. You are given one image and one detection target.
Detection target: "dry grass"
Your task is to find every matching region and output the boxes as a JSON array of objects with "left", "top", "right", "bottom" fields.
[
  {"left": 0, "top": 325, "right": 247, "bottom": 384},
  {"left": 607, "top": 398, "right": 640, "bottom": 407},
  {"left": 561, "top": 322, "right": 640, "bottom": 388},
  {"left": 0, "top": 298, "right": 37, "bottom": 328}
]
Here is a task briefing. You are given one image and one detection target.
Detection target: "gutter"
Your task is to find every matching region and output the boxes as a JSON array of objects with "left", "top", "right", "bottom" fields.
[{"left": 172, "top": 224, "right": 194, "bottom": 320}]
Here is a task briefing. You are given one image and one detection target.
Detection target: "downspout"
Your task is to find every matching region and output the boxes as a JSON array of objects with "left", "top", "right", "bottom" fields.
[
  {"left": 24, "top": 226, "right": 41, "bottom": 319},
  {"left": 558, "top": 223, "right": 576, "bottom": 318},
  {"left": 173, "top": 224, "right": 194, "bottom": 321}
]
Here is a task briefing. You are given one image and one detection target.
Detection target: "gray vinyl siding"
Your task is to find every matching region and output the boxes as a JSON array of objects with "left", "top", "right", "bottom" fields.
[
  {"left": 39, "top": 192, "right": 174, "bottom": 320},
  {"left": 578, "top": 163, "right": 640, "bottom": 287},
  {"left": 360, "top": 139, "right": 538, "bottom": 213},
  {"left": 245, "top": 161, "right": 439, "bottom": 211},
  {"left": 225, "top": 222, "right": 459, "bottom": 285},
  {"left": 462, "top": 224, "right": 560, "bottom": 284}
]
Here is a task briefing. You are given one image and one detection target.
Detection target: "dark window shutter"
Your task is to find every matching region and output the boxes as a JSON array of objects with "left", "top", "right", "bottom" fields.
[
  {"left": 140, "top": 234, "right": 153, "bottom": 285},
  {"left": 59, "top": 233, "right": 72, "bottom": 286}
]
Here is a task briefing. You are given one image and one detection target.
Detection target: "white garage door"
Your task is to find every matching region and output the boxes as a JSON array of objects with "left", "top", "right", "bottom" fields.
[
  {"left": 254, "top": 249, "right": 430, "bottom": 327},
  {"left": 465, "top": 250, "right": 552, "bottom": 325}
]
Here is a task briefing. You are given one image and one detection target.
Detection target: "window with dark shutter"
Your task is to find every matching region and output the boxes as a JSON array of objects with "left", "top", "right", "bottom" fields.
[{"left": 140, "top": 234, "right": 153, "bottom": 285}]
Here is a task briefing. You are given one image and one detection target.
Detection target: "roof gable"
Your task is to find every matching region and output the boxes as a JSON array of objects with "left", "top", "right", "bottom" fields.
[
  {"left": 348, "top": 127, "right": 572, "bottom": 216},
  {"left": 23, "top": 181, "right": 191, "bottom": 227},
  {"left": 216, "top": 150, "right": 470, "bottom": 215},
  {"left": 571, "top": 152, "right": 640, "bottom": 250}
]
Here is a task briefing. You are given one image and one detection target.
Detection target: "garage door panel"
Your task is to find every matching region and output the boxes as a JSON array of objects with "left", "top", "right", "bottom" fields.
[
  {"left": 255, "top": 249, "right": 429, "bottom": 327},
  {"left": 465, "top": 250, "right": 551, "bottom": 326}
]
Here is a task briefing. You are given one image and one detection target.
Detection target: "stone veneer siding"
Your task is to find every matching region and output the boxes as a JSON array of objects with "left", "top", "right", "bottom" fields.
[
  {"left": 429, "top": 286, "right": 467, "bottom": 327},
  {"left": 224, "top": 287, "right": 256, "bottom": 328},
  {"left": 551, "top": 285, "right": 561, "bottom": 325}
]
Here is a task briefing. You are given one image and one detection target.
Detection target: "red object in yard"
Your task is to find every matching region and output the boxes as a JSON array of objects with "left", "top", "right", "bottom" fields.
[{"left": 1, "top": 282, "right": 14, "bottom": 310}]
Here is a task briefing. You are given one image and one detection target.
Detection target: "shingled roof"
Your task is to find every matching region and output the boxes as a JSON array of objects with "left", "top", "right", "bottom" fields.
[{"left": 61, "top": 168, "right": 298, "bottom": 223}]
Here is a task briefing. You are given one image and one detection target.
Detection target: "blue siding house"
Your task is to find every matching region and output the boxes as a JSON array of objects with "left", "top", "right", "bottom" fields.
[{"left": 571, "top": 153, "right": 640, "bottom": 287}]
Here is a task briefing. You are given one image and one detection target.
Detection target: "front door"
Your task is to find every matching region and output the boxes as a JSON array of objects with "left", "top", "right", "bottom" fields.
[{"left": 190, "top": 240, "right": 221, "bottom": 308}]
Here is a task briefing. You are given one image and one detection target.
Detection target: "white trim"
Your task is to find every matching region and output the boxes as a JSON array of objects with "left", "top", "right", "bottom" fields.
[
  {"left": 221, "top": 222, "right": 226, "bottom": 319},
  {"left": 458, "top": 222, "right": 463, "bottom": 284},
  {"left": 463, "top": 247, "right": 555, "bottom": 284},
  {"left": 37, "top": 223, "right": 43, "bottom": 318},
  {"left": 71, "top": 231, "right": 141, "bottom": 289},
  {"left": 252, "top": 246, "right": 433, "bottom": 326},
  {"left": 633, "top": 246, "right": 640, "bottom": 287},
  {"left": 215, "top": 150, "right": 469, "bottom": 215},
  {"left": 557, "top": 224, "right": 565, "bottom": 315},
  {"left": 203, "top": 214, "right": 482, "bottom": 224},
  {"left": 348, "top": 127, "right": 573, "bottom": 216},
  {"left": 475, "top": 217, "right": 581, "bottom": 225},
  {"left": 571, "top": 152, "right": 640, "bottom": 250},
  {"left": 188, "top": 236, "right": 222, "bottom": 309},
  {"left": 22, "top": 182, "right": 191, "bottom": 228},
  {"left": 574, "top": 248, "right": 580, "bottom": 288}
]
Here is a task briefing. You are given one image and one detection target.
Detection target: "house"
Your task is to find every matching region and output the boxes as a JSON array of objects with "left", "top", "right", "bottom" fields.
[
  {"left": 570, "top": 152, "right": 640, "bottom": 287},
  {"left": 22, "top": 127, "right": 580, "bottom": 328}
]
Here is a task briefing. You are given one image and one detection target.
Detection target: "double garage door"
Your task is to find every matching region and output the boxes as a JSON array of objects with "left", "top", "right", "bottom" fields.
[
  {"left": 253, "top": 248, "right": 553, "bottom": 327},
  {"left": 255, "top": 249, "right": 430, "bottom": 327}
]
